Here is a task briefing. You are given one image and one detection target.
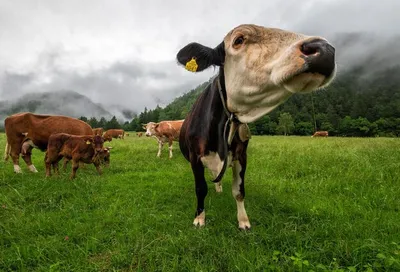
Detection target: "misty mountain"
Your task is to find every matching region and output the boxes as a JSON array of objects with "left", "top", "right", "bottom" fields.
[{"left": 0, "top": 90, "right": 113, "bottom": 125}]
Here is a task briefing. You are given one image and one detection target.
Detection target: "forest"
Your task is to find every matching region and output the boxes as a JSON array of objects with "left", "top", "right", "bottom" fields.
[{"left": 81, "top": 65, "right": 400, "bottom": 137}]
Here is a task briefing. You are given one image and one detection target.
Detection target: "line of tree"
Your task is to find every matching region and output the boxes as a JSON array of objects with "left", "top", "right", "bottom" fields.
[{"left": 79, "top": 66, "right": 400, "bottom": 137}]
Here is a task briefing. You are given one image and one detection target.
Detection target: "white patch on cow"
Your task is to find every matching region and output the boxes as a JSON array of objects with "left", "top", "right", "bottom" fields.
[
  {"left": 168, "top": 145, "right": 173, "bottom": 159},
  {"left": 193, "top": 211, "right": 205, "bottom": 227},
  {"left": 201, "top": 152, "right": 232, "bottom": 185},
  {"left": 157, "top": 141, "right": 163, "bottom": 157},
  {"left": 232, "top": 161, "right": 251, "bottom": 230},
  {"left": 28, "top": 164, "right": 38, "bottom": 173},
  {"left": 14, "top": 164, "right": 22, "bottom": 174},
  {"left": 215, "top": 182, "right": 223, "bottom": 193}
]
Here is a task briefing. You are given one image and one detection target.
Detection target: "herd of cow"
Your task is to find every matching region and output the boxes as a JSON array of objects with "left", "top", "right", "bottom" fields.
[{"left": 2, "top": 24, "right": 336, "bottom": 229}]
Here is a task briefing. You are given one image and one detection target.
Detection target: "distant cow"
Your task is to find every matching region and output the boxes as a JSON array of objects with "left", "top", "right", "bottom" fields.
[
  {"left": 103, "top": 129, "right": 125, "bottom": 141},
  {"left": 136, "top": 132, "right": 143, "bottom": 137},
  {"left": 45, "top": 133, "right": 104, "bottom": 179},
  {"left": 93, "top": 128, "right": 104, "bottom": 136},
  {"left": 4, "top": 112, "right": 93, "bottom": 173},
  {"left": 176, "top": 24, "right": 336, "bottom": 229},
  {"left": 125, "top": 133, "right": 130, "bottom": 137},
  {"left": 143, "top": 120, "right": 184, "bottom": 158},
  {"left": 312, "top": 131, "right": 329, "bottom": 137}
]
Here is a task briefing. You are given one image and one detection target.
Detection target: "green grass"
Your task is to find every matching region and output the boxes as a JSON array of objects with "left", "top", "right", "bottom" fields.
[{"left": 1, "top": 133, "right": 400, "bottom": 271}]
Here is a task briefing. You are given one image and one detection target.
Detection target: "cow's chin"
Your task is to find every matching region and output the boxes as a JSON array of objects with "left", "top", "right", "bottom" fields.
[{"left": 282, "top": 71, "right": 335, "bottom": 94}]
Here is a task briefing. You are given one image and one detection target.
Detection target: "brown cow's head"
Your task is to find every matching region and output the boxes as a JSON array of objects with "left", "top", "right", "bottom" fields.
[
  {"left": 177, "top": 24, "right": 336, "bottom": 123},
  {"left": 143, "top": 122, "right": 158, "bottom": 137},
  {"left": 84, "top": 135, "right": 104, "bottom": 153},
  {"left": 100, "top": 147, "right": 112, "bottom": 167}
]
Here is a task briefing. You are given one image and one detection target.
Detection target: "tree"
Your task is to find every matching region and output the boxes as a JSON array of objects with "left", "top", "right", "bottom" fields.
[{"left": 277, "top": 112, "right": 294, "bottom": 136}]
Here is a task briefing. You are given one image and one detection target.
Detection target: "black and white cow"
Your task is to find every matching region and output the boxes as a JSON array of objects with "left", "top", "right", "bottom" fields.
[{"left": 177, "top": 24, "right": 336, "bottom": 229}]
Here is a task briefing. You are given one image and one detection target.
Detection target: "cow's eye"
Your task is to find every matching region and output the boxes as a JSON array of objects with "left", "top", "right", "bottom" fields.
[{"left": 233, "top": 36, "right": 245, "bottom": 47}]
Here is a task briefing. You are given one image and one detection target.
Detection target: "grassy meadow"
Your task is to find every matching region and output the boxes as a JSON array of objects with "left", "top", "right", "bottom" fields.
[{"left": 1, "top": 133, "right": 400, "bottom": 271}]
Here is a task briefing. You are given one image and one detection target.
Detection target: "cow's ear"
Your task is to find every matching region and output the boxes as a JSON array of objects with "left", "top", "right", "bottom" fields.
[{"left": 176, "top": 41, "right": 225, "bottom": 72}]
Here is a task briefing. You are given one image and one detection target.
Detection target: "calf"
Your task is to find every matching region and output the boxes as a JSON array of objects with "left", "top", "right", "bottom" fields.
[
  {"left": 143, "top": 120, "right": 184, "bottom": 158},
  {"left": 177, "top": 24, "right": 336, "bottom": 229},
  {"left": 136, "top": 132, "right": 143, "bottom": 137},
  {"left": 62, "top": 146, "right": 112, "bottom": 170},
  {"left": 45, "top": 133, "right": 104, "bottom": 179},
  {"left": 311, "top": 131, "right": 329, "bottom": 137}
]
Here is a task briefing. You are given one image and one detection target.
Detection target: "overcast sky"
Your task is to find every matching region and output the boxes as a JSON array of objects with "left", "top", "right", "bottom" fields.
[{"left": 0, "top": 0, "right": 399, "bottom": 114}]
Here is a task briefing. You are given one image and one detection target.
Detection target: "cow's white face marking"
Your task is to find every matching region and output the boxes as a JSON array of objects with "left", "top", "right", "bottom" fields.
[
  {"left": 144, "top": 122, "right": 157, "bottom": 137},
  {"left": 223, "top": 25, "right": 336, "bottom": 123},
  {"left": 28, "top": 164, "right": 38, "bottom": 173},
  {"left": 14, "top": 165, "right": 22, "bottom": 173}
]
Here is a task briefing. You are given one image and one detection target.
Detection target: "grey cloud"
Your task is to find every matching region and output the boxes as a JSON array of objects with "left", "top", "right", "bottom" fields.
[{"left": 0, "top": 0, "right": 399, "bottom": 119}]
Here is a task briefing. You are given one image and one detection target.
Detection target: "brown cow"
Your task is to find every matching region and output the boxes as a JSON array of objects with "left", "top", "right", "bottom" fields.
[
  {"left": 311, "top": 131, "right": 329, "bottom": 137},
  {"left": 93, "top": 128, "right": 104, "bottom": 136},
  {"left": 176, "top": 24, "right": 336, "bottom": 229},
  {"left": 103, "top": 129, "right": 125, "bottom": 141},
  {"left": 62, "top": 146, "right": 112, "bottom": 170},
  {"left": 45, "top": 133, "right": 104, "bottom": 179},
  {"left": 4, "top": 112, "right": 93, "bottom": 173},
  {"left": 136, "top": 132, "right": 143, "bottom": 137},
  {"left": 143, "top": 120, "right": 184, "bottom": 158}
]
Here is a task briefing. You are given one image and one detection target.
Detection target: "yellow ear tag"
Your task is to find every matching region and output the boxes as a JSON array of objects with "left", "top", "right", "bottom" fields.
[
  {"left": 86, "top": 140, "right": 91, "bottom": 145},
  {"left": 185, "top": 58, "right": 198, "bottom": 72}
]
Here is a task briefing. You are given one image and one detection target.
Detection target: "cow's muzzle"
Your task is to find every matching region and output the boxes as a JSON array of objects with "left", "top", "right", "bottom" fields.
[{"left": 300, "top": 39, "right": 335, "bottom": 78}]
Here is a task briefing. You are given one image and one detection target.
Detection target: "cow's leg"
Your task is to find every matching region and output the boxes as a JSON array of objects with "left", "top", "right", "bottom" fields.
[
  {"left": 45, "top": 152, "right": 52, "bottom": 177},
  {"left": 10, "top": 147, "right": 22, "bottom": 173},
  {"left": 70, "top": 159, "right": 80, "bottom": 179},
  {"left": 232, "top": 160, "right": 251, "bottom": 230},
  {"left": 4, "top": 143, "right": 10, "bottom": 161},
  {"left": 93, "top": 162, "right": 102, "bottom": 175},
  {"left": 22, "top": 153, "right": 38, "bottom": 173},
  {"left": 157, "top": 141, "right": 163, "bottom": 157},
  {"left": 168, "top": 139, "right": 173, "bottom": 159},
  {"left": 52, "top": 155, "right": 63, "bottom": 175},
  {"left": 63, "top": 158, "right": 69, "bottom": 171},
  {"left": 191, "top": 159, "right": 208, "bottom": 227}
]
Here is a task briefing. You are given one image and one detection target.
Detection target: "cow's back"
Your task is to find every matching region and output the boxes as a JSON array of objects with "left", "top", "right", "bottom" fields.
[{"left": 5, "top": 112, "right": 93, "bottom": 151}]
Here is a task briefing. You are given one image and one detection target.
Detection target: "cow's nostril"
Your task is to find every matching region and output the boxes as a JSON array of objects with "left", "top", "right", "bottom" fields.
[{"left": 300, "top": 39, "right": 325, "bottom": 56}]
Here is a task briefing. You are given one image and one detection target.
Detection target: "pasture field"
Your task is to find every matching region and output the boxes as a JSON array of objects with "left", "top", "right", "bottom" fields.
[{"left": 1, "top": 133, "right": 400, "bottom": 271}]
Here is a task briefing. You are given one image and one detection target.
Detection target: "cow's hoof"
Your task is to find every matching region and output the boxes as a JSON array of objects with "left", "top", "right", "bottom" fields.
[
  {"left": 238, "top": 220, "right": 251, "bottom": 230},
  {"left": 13, "top": 165, "right": 22, "bottom": 174},
  {"left": 193, "top": 212, "right": 205, "bottom": 227},
  {"left": 28, "top": 165, "right": 38, "bottom": 173},
  {"left": 215, "top": 183, "right": 223, "bottom": 193}
]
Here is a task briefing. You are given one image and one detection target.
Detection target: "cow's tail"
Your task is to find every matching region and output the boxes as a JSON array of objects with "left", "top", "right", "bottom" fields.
[{"left": 4, "top": 139, "right": 10, "bottom": 162}]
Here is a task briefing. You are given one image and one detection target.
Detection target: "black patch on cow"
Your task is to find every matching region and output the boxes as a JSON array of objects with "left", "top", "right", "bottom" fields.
[{"left": 176, "top": 42, "right": 225, "bottom": 72}]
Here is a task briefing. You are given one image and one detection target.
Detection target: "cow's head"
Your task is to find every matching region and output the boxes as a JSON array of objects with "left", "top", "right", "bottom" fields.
[
  {"left": 85, "top": 135, "right": 105, "bottom": 153},
  {"left": 100, "top": 147, "right": 112, "bottom": 167},
  {"left": 103, "top": 134, "right": 112, "bottom": 142},
  {"left": 143, "top": 122, "right": 158, "bottom": 137},
  {"left": 177, "top": 24, "right": 336, "bottom": 123}
]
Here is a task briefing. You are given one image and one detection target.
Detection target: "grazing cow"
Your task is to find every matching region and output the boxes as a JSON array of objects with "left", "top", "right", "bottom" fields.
[
  {"left": 4, "top": 112, "right": 93, "bottom": 173},
  {"left": 103, "top": 129, "right": 125, "bottom": 141},
  {"left": 93, "top": 128, "right": 104, "bottom": 136},
  {"left": 143, "top": 120, "right": 184, "bottom": 158},
  {"left": 45, "top": 133, "right": 105, "bottom": 179},
  {"left": 125, "top": 133, "right": 130, "bottom": 137},
  {"left": 63, "top": 146, "right": 112, "bottom": 170},
  {"left": 311, "top": 131, "right": 329, "bottom": 137},
  {"left": 177, "top": 24, "right": 336, "bottom": 229},
  {"left": 136, "top": 132, "right": 143, "bottom": 137}
]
